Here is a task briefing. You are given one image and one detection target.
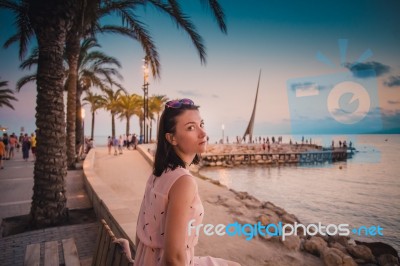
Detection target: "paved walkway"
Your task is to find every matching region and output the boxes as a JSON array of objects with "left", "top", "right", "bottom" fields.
[
  {"left": 87, "top": 146, "right": 152, "bottom": 240},
  {"left": 0, "top": 156, "right": 97, "bottom": 266}
]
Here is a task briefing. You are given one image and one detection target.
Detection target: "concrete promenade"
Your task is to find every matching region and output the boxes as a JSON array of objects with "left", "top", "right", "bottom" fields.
[{"left": 83, "top": 145, "right": 152, "bottom": 245}]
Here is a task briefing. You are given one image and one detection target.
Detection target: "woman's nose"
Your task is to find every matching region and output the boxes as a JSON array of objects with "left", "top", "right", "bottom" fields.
[{"left": 199, "top": 127, "right": 207, "bottom": 138}]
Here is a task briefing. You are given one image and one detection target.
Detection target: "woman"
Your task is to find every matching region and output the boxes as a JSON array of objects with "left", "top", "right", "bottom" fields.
[{"left": 132, "top": 98, "right": 240, "bottom": 266}]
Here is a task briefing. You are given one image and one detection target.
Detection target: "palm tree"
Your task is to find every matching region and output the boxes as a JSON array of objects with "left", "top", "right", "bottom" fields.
[
  {"left": 74, "top": 38, "right": 124, "bottom": 158},
  {"left": 0, "top": 79, "right": 18, "bottom": 110},
  {"left": 116, "top": 93, "right": 142, "bottom": 137},
  {"left": 102, "top": 87, "right": 125, "bottom": 138},
  {"left": 83, "top": 91, "right": 107, "bottom": 139},
  {"left": 65, "top": 0, "right": 227, "bottom": 166},
  {"left": 15, "top": 38, "right": 124, "bottom": 162},
  {"left": 26, "top": 0, "right": 77, "bottom": 228},
  {"left": 148, "top": 95, "right": 167, "bottom": 141}
]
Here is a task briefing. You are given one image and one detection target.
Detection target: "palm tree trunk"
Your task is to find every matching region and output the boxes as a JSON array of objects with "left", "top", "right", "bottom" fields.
[
  {"left": 111, "top": 113, "right": 116, "bottom": 138},
  {"left": 75, "top": 87, "right": 83, "bottom": 155},
  {"left": 65, "top": 34, "right": 80, "bottom": 168},
  {"left": 125, "top": 115, "right": 130, "bottom": 137},
  {"left": 91, "top": 111, "right": 95, "bottom": 140},
  {"left": 28, "top": 0, "right": 76, "bottom": 228}
]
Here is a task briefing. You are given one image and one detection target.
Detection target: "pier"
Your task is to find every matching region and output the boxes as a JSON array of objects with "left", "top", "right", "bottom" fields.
[{"left": 201, "top": 144, "right": 353, "bottom": 167}]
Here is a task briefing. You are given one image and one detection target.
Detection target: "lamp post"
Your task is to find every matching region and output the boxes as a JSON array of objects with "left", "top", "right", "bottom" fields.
[
  {"left": 222, "top": 124, "right": 225, "bottom": 144},
  {"left": 142, "top": 57, "right": 150, "bottom": 143},
  {"left": 81, "top": 108, "right": 85, "bottom": 154}
]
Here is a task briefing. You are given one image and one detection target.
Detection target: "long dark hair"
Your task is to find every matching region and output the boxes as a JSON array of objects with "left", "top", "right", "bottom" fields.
[{"left": 153, "top": 104, "right": 201, "bottom": 177}]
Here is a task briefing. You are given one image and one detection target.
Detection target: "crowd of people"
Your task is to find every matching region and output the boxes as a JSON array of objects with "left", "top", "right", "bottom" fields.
[
  {"left": 0, "top": 132, "right": 37, "bottom": 169},
  {"left": 107, "top": 133, "right": 139, "bottom": 155}
]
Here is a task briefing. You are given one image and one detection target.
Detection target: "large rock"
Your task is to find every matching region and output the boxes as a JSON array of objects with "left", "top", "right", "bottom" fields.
[
  {"left": 329, "top": 235, "right": 350, "bottom": 247},
  {"left": 377, "top": 254, "right": 400, "bottom": 266},
  {"left": 220, "top": 197, "right": 244, "bottom": 209},
  {"left": 304, "top": 236, "right": 328, "bottom": 256},
  {"left": 329, "top": 241, "right": 348, "bottom": 254},
  {"left": 346, "top": 245, "right": 375, "bottom": 262},
  {"left": 258, "top": 211, "right": 280, "bottom": 226},
  {"left": 281, "top": 235, "right": 301, "bottom": 251},
  {"left": 242, "top": 198, "right": 261, "bottom": 209},
  {"left": 281, "top": 213, "right": 299, "bottom": 225},
  {"left": 355, "top": 240, "right": 399, "bottom": 259},
  {"left": 261, "top": 201, "right": 277, "bottom": 210},
  {"left": 322, "top": 247, "right": 357, "bottom": 266}
]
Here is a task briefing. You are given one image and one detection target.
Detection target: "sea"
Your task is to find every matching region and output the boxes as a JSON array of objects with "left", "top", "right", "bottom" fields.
[
  {"left": 199, "top": 134, "right": 400, "bottom": 252},
  {"left": 93, "top": 134, "right": 400, "bottom": 252}
]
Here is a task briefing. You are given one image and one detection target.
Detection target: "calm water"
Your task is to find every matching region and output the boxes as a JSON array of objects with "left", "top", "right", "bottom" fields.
[{"left": 199, "top": 134, "right": 400, "bottom": 252}]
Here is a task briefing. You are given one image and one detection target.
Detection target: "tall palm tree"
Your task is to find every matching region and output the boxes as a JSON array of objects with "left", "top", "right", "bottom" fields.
[
  {"left": 148, "top": 94, "right": 167, "bottom": 141},
  {"left": 27, "top": 0, "right": 77, "bottom": 228},
  {"left": 116, "top": 93, "right": 142, "bottom": 137},
  {"left": 83, "top": 91, "right": 107, "bottom": 139},
  {"left": 0, "top": 79, "right": 18, "bottom": 110},
  {"left": 74, "top": 38, "right": 124, "bottom": 158},
  {"left": 15, "top": 38, "right": 124, "bottom": 162},
  {"left": 102, "top": 87, "right": 125, "bottom": 138},
  {"left": 63, "top": 0, "right": 152, "bottom": 170}
]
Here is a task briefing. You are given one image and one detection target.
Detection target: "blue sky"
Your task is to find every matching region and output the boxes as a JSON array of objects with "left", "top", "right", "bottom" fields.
[{"left": 1, "top": 0, "right": 400, "bottom": 143}]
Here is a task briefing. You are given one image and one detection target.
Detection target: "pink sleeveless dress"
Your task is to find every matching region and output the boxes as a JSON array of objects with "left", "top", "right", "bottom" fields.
[{"left": 134, "top": 167, "right": 232, "bottom": 266}]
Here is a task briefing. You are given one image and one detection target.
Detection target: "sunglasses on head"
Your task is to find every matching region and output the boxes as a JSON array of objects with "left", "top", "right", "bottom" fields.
[{"left": 165, "top": 98, "right": 195, "bottom": 109}]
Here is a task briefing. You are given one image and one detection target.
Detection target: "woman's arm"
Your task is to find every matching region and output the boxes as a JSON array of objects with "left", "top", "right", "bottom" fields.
[{"left": 163, "top": 175, "right": 196, "bottom": 266}]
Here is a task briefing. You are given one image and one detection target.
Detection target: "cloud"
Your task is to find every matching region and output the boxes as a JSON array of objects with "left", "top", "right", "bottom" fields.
[
  {"left": 388, "top": 100, "right": 400, "bottom": 105},
  {"left": 176, "top": 90, "right": 203, "bottom": 97},
  {"left": 384, "top": 75, "right": 400, "bottom": 87},
  {"left": 344, "top": 61, "right": 391, "bottom": 78}
]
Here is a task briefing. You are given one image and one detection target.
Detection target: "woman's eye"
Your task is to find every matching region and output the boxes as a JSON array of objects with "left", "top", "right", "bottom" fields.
[{"left": 188, "top": 126, "right": 195, "bottom": 130}]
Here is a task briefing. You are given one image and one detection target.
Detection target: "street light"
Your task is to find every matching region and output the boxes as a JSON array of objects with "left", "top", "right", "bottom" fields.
[
  {"left": 81, "top": 108, "right": 85, "bottom": 154},
  {"left": 142, "top": 57, "right": 150, "bottom": 143}
]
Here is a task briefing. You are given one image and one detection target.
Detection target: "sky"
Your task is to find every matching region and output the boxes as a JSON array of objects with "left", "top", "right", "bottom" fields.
[{"left": 1, "top": 0, "right": 400, "bottom": 143}]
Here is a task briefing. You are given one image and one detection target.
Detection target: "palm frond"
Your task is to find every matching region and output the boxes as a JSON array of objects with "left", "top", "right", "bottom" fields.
[
  {"left": 148, "top": 0, "right": 206, "bottom": 64},
  {"left": 199, "top": 0, "right": 227, "bottom": 33},
  {"left": 16, "top": 74, "right": 36, "bottom": 92}
]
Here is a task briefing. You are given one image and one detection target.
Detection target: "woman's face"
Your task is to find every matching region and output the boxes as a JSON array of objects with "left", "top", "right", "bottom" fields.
[{"left": 167, "top": 109, "right": 207, "bottom": 162}]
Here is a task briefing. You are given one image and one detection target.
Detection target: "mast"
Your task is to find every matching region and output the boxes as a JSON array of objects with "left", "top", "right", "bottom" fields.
[{"left": 243, "top": 70, "right": 261, "bottom": 143}]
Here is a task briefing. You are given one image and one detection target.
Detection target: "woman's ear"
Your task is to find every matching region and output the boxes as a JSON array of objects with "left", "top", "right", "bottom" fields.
[{"left": 165, "top": 133, "right": 177, "bottom": 145}]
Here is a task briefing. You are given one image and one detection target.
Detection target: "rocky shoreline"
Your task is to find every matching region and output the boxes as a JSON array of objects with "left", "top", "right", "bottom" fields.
[{"left": 194, "top": 170, "right": 399, "bottom": 266}]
